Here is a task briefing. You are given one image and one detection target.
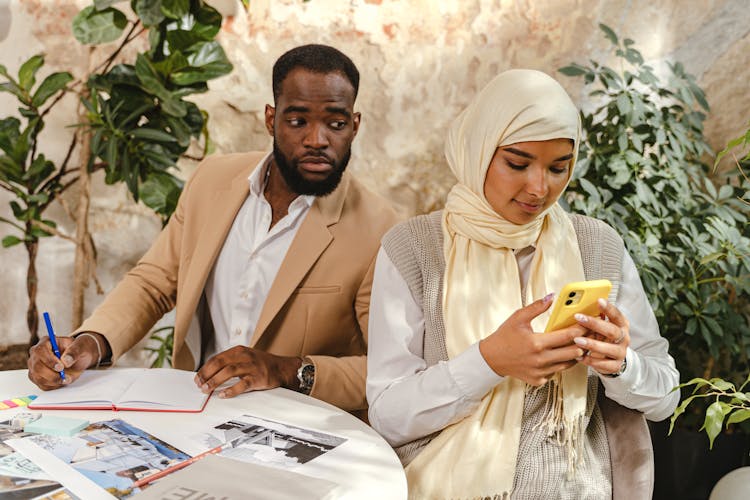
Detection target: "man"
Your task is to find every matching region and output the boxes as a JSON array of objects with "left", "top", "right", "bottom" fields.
[{"left": 28, "top": 44, "right": 399, "bottom": 415}]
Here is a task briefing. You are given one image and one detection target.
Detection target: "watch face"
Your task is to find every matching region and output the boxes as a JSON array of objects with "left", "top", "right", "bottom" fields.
[{"left": 297, "top": 363, "right": 315, "bottom": 394}]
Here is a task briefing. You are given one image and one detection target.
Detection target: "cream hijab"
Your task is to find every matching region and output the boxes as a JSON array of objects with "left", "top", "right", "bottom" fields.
[{"left": 405, "top": 69, "right": 587, "bottom": 499}]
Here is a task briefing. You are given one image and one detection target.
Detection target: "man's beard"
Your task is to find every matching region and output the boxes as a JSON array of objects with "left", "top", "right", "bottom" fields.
[{"left": 272, "top": 143, "right": 351, "bottom": 197}]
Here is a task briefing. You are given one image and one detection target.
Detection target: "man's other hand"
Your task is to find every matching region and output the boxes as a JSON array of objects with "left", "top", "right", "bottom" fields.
[
  {"left": 194, "top": 346, "right": 303, "bottom": 398},
  {"left": 27, "top": 334, "right": 101, "bottom": 390}
]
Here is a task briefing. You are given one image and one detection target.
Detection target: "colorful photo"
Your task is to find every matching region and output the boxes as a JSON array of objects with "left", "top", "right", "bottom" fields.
[{"left": 22, "top": 419, "right": 189, "bottom": 499}]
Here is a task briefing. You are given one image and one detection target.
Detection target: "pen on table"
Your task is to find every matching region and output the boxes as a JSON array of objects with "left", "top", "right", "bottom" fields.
[
  {"left": 43, "top": 311, "right": 66, "bottom": 383},
  {"left": 132, "top": 436, "right": 244, "bottom": 489}
]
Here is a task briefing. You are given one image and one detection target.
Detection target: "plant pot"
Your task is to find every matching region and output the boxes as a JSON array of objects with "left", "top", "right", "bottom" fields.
[{"left": 649, "top": 419, "right": 750, "bottom": 500}]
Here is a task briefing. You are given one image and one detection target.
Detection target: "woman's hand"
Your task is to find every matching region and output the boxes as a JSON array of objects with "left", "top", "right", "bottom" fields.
[
  {"left": 573, "top": 298, "right": 629, "bottom": 376},
  {"left": 479, "top": 295, "right": 587, "bottom": 386}
]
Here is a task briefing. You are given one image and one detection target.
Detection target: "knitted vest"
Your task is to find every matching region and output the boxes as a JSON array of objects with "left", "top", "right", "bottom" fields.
[{"left": 381, "top": 210, "right": 653, "bottom": 500}]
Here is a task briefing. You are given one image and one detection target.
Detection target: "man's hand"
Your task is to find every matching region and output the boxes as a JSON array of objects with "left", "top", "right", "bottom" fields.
[
  {"left": 479, "top": 294, "right": 587, "bottom": 386},
  {"left": 28, "top": 334, "right": 102, "bottom": 390},
  {"left": 194, "top": 346, "right": 303, "bottom": 398}
]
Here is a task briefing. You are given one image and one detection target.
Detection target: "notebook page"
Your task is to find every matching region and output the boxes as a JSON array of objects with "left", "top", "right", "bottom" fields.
[
  {"left": 29, "top": 368, "right": 145, "bottom": 408},
  {"left": 116, "top": 368, "right": 208, "bottom": 411}
]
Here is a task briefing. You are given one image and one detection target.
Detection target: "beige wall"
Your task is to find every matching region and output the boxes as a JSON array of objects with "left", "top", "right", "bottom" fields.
[{"left": 1, "top": 0, "right": 748, "bottom": 354}]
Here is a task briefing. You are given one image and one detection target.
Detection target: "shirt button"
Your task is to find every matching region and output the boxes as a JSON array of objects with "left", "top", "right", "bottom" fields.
[{"left": 234, "top": 328, "right": 242, "bottom": 336}]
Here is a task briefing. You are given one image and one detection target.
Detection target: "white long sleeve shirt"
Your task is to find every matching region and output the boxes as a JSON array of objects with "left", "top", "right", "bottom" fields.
[
  {"left": 366, "top": 245, "right": 680, "bottom": 447},
  {"left": 204, "top": 153, "right": 314, "bottom": 358}
]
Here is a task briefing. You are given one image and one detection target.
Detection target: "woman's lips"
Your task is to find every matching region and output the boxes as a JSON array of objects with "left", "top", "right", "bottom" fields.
[{"left": 515, "top": 200, "right": 544, "bottom": 212}]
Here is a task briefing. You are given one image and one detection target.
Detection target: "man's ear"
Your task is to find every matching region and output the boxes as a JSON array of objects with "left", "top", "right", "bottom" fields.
[
  {"left": 265, "top": 104, "right": 275, "bottom": 136},
  {"left": 352, "top": 111, "right": 361, "bottom": 137}
]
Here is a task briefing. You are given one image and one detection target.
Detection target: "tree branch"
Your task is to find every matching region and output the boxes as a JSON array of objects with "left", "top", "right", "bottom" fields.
[
  {"left": 38, "top": 131, "right": 78, "bottom": 195},
  {"left": 181, "top": 153, "right": 205, "bottom": 162},
  {"left": 30, "top": 219, "right": 75, "bottom": 243},
  {"left": 0, "top": 216, "right": 25, "bottom": 232},
  {"left": 95, "top": 21, "right": 144, "bottom": 75}
]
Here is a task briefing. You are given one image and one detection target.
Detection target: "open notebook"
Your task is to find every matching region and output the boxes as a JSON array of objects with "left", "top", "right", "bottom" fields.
[{"left": 29, "top": 368, "right": 211, "bottom": 412}]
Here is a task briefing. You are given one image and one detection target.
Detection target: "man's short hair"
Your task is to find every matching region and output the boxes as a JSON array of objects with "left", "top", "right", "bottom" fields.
[{"left": 272, "top": 44, "right": 360, "bottom": 102}]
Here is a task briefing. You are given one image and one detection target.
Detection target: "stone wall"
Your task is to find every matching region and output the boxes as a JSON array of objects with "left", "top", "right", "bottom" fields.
[{"left": 1, "top": 0, "right": 748, "bottom": 357}]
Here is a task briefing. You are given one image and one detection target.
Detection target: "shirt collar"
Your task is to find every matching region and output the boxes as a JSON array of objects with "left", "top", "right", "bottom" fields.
[{"left": 247, "top": 152, "right": 316, "bottom": 209}]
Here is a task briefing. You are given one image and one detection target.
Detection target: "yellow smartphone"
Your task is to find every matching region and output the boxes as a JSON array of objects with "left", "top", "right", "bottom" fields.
[{"left": 544, "top": 279, "right": 612, "bottom": 332}]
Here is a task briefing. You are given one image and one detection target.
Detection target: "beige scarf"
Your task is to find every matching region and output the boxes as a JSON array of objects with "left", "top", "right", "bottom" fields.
[{"left": 405, "top": 69, "right": 587, "bottom": 499}]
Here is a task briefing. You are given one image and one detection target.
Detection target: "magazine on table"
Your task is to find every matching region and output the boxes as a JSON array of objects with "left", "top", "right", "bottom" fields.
[
  {"left": 186, "top": 414, "right": 348, "bottom": 470},
  {"left": 7, "top": 419, "right": 191, "bottom": 500},
  {"left": 0, "top": 415, "right": 61, "bottom": 500}
]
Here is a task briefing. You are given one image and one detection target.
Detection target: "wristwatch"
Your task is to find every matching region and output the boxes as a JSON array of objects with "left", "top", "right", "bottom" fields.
[
  {"left": 296, "top": 361, "right": 315, "bottom": 395},
  {"left": 604, "top": 357, "right": 627, "bottom": 378}
]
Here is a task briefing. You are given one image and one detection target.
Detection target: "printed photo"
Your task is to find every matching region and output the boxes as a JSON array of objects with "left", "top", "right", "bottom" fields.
[
  {"left": 193, "top": 414, "right": 347, "bottom": 470},
  {"left": 21, "top": 419, "right": 189, "bottom": 499},
  {"left": 0, "top": 416, "right": 61, "bottom": 500}
]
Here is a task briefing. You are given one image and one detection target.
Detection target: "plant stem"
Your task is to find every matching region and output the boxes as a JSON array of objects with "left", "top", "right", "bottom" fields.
[
  {"left": 71, "top": 86, "right": 93, "bottom": 329},
  {"left": 703, "top": 356, "right": 715, "bottom": 379},
  {"left": 24, "top": 233, "right": 39, "bottom": 348}
]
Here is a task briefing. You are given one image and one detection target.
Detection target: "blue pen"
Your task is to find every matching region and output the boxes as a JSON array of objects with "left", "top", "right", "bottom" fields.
[{"left": 43, "top": 312, "right": 66, "bottom": 382}]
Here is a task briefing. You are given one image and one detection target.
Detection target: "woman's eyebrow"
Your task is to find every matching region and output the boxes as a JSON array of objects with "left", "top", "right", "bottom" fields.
[
  {"left": 503, "top": 147, "right": 534, "bottom": 159},
  {"left": 502, "top": 148, "right": 573, "bottom": 162}
]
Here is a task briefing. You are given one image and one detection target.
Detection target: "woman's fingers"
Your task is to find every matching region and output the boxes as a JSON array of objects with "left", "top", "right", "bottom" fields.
[{"left": 572, "top": 299, "right": 631, "bottom": 376}]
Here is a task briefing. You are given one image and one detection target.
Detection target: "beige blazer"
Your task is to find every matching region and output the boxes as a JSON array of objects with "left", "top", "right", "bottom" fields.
[{"left": 75, "top": 152, "right": 399, "bottom": 411}]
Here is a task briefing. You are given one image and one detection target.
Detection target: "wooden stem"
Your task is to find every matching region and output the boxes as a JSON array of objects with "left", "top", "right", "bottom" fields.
[
  {"left": 25, "top": 235, "right": 39, "bottom": 347},
  {"left": 71, "top": 108, "right": 92, "bottom": 330}
]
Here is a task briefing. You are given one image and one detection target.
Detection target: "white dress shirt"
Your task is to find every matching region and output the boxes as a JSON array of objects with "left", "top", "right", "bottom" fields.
[
  {"left": 204, "top": 154, "right": 315, "bottom": 359},
  {"left": 367, "top": 245, "right": 680, "bottom": 447}
]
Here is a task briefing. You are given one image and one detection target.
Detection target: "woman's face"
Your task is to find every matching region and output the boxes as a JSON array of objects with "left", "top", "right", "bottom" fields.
[{"left": 483, "top": 138, "right": 574, "bottom": 224}]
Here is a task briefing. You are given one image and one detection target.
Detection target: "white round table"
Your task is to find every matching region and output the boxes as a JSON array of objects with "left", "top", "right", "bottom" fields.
[{"left": 0, "top": 369, "right": 407, "bottom": 499}]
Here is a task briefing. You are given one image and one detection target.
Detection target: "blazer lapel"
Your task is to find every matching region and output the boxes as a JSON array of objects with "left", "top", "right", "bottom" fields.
[
  {"left": 173, "top": 158, "right": 259, "bottom": 360},
  {"left": 250, "top": 173, "right": 350, "bottom": 347}
]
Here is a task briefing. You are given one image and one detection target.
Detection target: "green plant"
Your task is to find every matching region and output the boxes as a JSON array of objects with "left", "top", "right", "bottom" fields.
[
  {"left": 668, "top": 123, "right": 750, "bottom": 447},
  {"left": 144, "top": 325, "right": 174, "bottom": 368},
  {"left": 560, "top": 24, "right": 750, "bottom": 430},
  {"left": 715, "top": 119, "right": 750, "bottom": 207},
  {"left": 0, "top": 0, "right": 233, "bottom": 345},
  {"left": 670, "top": 375, "right": 750, "bottom": 449},
  {"left": 0, "top": 58, "right": 73, "bottom": 344}
]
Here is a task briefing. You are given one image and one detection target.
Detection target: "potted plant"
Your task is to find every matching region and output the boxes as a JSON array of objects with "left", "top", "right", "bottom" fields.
[
  {"left": 0, "top": 0, "right": 233, "bottom": 355},
  {"left": 560, "top": 24, "right": 750, "bottom": 499}
]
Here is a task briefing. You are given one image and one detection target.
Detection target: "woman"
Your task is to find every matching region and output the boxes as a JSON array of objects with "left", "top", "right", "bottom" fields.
[{"left": 366, "top": 69, "right": 679, "bottom": 499}]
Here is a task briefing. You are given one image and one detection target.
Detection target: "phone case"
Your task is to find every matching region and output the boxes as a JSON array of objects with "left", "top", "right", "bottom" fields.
[{"left": 544, "top": 279, "right": 612, "bottom": 332}]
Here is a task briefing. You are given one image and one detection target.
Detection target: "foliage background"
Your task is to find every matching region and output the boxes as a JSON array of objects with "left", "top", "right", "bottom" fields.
[{"left": 0, "top": 0, "right": 748, "bottom": 369}]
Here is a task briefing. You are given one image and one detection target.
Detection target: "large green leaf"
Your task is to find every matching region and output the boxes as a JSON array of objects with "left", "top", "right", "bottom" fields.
[
  {"left": 89, "top": 63, "right": 140, "bottom": 92},
  {"left": 31, "top": 72, "right": 73, "bottom": 108},
  {"left": 0, "top": 118, "right": 21, "bottom": 157},
  {"left": 160, "top": 0, "right": 189, "bottom": 19},
  {"left": 23, "top": 155, "right": 55, "bottom": 190},
  {"left": 134, "top": 0, "right": 165, "bottom": 26},
  {"left": 18, "top": 55, "right": 44, "bottom": 91},
  {"left": 129, "top": 127, "right": 179, "bottom": 142},
  {"left": 182, "top": 101, "right": 204, "bottom": 135},
  {"left": 165, "top": 29, "right": 203, "bottom": 53},
  {"left": 1, "top": 235, "right": 23, "bottom": 248},
  {"left": 139, "top": 171, "right": 183, "bottom": 219},
  {"left": 0, "top": 79, "right": 27, "bottom": 102},
  {"left": 134, "top": 54, "right": 187, "bottom": 117},
  {"left": 72, "top": 6, "right": 128, "bottom": 45},
  {"left": 172, "top": 42, "right": 232, "bottom": 85},
  {"left": 153, "top": 51, "right": 189, "bottom": 77},
  {"left": 192, "top": 3, "right": 222, "bottom": 40}
]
